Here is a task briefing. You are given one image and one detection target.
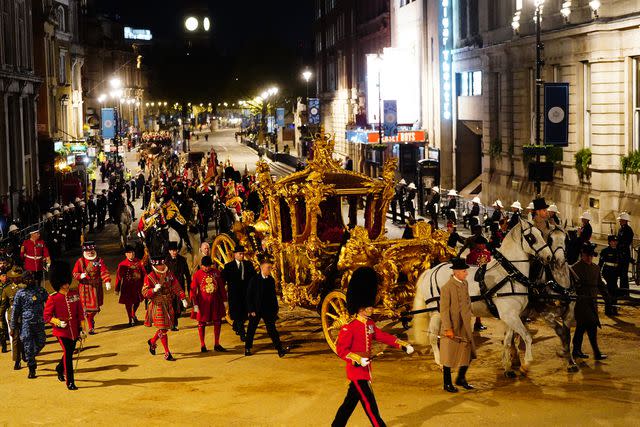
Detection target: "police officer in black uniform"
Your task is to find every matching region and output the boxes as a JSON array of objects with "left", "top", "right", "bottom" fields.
[
  {"left": 616, "top": 212, "right": 634, "bottom": 298},
  {"left": 87, "top": 195, "right": 97, "bottom": 233},
  {"left": 598, "top": 235, "right": 619, "bottom": 316},
  {"left": 96, "top": 190, "right": 108, "bottom": 231}
]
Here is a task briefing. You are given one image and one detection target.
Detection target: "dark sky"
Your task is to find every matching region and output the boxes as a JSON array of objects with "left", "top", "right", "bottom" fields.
[{"left": 99, "top": 0, "right": 314, "bottom": 102}]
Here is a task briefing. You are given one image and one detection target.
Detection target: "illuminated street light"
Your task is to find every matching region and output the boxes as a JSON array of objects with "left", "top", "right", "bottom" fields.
[
  {"left": 203, "top": 17, "right": 211, "bottom": 31},
  {"left": 223, "top": 102, "right": 228, "bottom": 107},
  {"left": 109, "top": 77, "right": 122, "bottom": 89},
  {"left": 97, "top": 94, "right": 107, "bottom": 103},
  {"left": 589, "top": 0, "right": 600, "bottom": 17},
  {"left": 163, "top": 102, "right": 168, "bottom": 106},
  {"left": 185, "top": 16, "right": 198, "bottom": 31},
  {"left": 302, "top": 70, "right": 313, "bottom": 98}
]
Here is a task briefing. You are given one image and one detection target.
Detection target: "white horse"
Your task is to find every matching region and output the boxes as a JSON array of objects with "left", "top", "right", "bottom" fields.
[{"left": 411, "top": 219, "right": 553, "bottom": 376}]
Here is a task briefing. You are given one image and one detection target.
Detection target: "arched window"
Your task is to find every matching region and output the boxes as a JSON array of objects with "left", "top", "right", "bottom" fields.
[{"left": 56, "top": 5, "right": 66, "bottom": 32}]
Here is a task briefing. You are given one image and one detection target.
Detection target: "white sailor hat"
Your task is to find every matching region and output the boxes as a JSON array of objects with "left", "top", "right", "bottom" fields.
[
  {"left": 511, "top": 201, "right": 522, "bottom": 210},
  {"left": 617, "top": 212, "right": 631, "bottom": 222},
  {"left": 493, "top": 200, "right": 503, "bottom": 208},
  {"left": 548, "top": 204, "right": 559, "bottom": 213},
  {"left": 448, "top": 189, "right": 458, "bottom": 196},
  {"left": 471, "top": 196, "right": 481, "bottom": 204},
  {"left": 580, "top": 211, "right": 592, "bottom": 221},
  {"left": 432, "top": 186, "right": 440, "bottom": 193},
  {"left": 408, "top": 182, "right": 416, "bottom": 190}
]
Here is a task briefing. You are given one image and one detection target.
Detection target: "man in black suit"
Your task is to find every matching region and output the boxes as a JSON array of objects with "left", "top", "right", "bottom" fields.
[
  {"left": 221, "top": 245, "right": 256, "bottom": 341},
  {"left": 244, "top": 254, "right": 286, "bottom": 357}
]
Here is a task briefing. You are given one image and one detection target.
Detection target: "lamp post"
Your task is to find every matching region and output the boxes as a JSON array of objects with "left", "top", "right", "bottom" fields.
[
  {"left": 302, "top": 70, "right": 312, "bottom": 100},
  {"left": 533, "top": 0, "right": 544, "bottom": 196}
]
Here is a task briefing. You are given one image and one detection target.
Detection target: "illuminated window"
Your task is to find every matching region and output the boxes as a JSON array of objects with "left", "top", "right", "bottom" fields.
[
  {"left": 582, "top": 61, "right": 591, "bottom": 149},
  {"left": 633, "top": 58, "right": 640, "bottom": 151},
  {"left": 457, "top": 71, "right": 482, "bottom": 96}
]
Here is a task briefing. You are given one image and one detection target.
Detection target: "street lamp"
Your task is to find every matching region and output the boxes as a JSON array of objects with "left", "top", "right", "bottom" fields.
[
  {"left": 532, "top": 0, "right": 545, "bottom": 196},
  {"left": 97, "top": 94, "right": 107, "bottom": 103},
  {"left": 302, "top": 70, "right": 313, "bottom": 99},
  {"left": 109, "top": 77, "right": 122, "bottom": 89},
  {"left": 589, "top": 0, "right": 601, "bottom": 18},
  {"left": 185, "top": 16, "right": 199, "bottom": 31}
]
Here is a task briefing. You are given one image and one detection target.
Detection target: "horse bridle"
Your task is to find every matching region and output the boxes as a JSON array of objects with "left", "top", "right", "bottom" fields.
[
  {"left": 547, "top": 227, "right": 567, "bottom": 266},
  {"left": 512, "top": 219, "right": 551, "bottom": 261}
]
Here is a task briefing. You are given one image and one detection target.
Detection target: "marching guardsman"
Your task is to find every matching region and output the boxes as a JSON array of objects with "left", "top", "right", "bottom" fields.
[
  {"left": 1, "top": 267, "right": 26, "bottom": 367},
  {"left": 72, "top": 241, "right": 111, "bottom": 334},
  {"left": 20, "top": 229, "right": 50, "bottom": 287},
  {"left": 440, "top": 258, "right": 476, "bottom": 393},
  {"left": 222, "top": 245, "right": 256, "bottom": 342},
  {"left": 43, "top": 261, "right": 87, "bottom": 390},
  {"left": 598, "top": 236, "right": 620, "bottom": 316},
  {"left": 143, "top": 257, "right": 188, "bottom": 361},
  {"left": 115, "top": 245, "right": 146, "bottom": 326},
  {"left": 507, "top": 201, "right": 522, "bottom": 230},
  {"left": 571, "top": 243, "right": 609, "bottom": 361},
  {"left": 166, "top": 241, "right": 191, "bottom": 330},
  {"left": 191, "top": 256, "right": 228, "bottom": 352},
  {"left": 332, "top": 267, "right": 414, "bottom": 427},
  {"left": 489, "top": 200, "right": 504, "bottom": 232},
  {"left": 616, "top": 212, "right": 634, "bottom": 298},
  {"left": 244, "top": 254, "right": 286, "bottom": 357},
  {"left": 11, "top": 270, "right": 49, "bottom": 378}
]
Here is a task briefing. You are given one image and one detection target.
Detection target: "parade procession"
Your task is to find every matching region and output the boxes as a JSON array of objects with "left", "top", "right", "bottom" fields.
[{"left": 2, "top": 0, "right": 640, "bottom": 425}]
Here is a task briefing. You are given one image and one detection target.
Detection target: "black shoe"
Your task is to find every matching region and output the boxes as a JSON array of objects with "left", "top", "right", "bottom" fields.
[
  {"left": 56, "top": 364, "right": 65, "bottom": 382},
  {"left": 278, "top": 347, "right": 288, "bottom": 358},
  {"left": 455, "top": 380, "right": 475, "bottom": 390},
  {"left": 128, "top": 320, "right": 135, "bottom": 327},
  {"left": 239, "top": 334, "right": 246, "bottom": 342},
  {"left": 67, "top": 383, "right": 78, "bottom": 391},
  {"left": 474, "top": 324, "right": 487, "bottom": 331},
  {"left": 201, "top": 346, "right": 208, "bottom": 353},
  {"left": 133, "top": 316, "right": 140, "bottom": 324},
  {"left": 148, "top": 339, "right": 156, "bottom": 355},
  {"left": 28, "top": 367, "right": 37, "bottom": 379},
  {"left": 214, "top": 344, "right": 228, "bottom": 352},
  {"left": 572, "top": 351, "right": 589, "bottom": 359},
  {"left": 444, "top": 384, "right": 459, "bottom": 393},
  {"left": 171, "top": 327, "right": 179, "bottom": 332},
  {"left": 1, "top": 342, "right": 7, "bottom": 353},
  {"left": 88, "top": 329, "right": 96, "bottom": 335},
  {"left": 164, "top": 353, "right": 176, "bottom": 361},
  {"left": 13, "top": 360, "right": 21, "bottom": 370},
  {"left": 245, "top": 349, "right": 252, "bottom": 356},
  {"left": 595, "top": 353, "right": 608, "bottom": 360}
]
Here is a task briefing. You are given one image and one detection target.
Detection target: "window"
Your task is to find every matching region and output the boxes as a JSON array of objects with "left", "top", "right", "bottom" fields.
[
  {"left": 56, "top": 5, "right": 66, "bottom": 32},
  {"left": 59, "top": 50, "right": 67, "bottom": 85},
  {"left": 337, "top": 13, "right": 345, "bottom": 41},
  {"left": 326, "top": 24, "right": 335, "bottom": 48},
  {"left": 457, "top": 71, "right": 482, "bottom": 96},
  {"left": 582, "top": 61, "right": 591, "bottom": 149},
  {"left": 315, "top": 0, "right": 322, "bottom": 19},
  {"left": 1, "top": 0, "right": 12, "bottom": 66},
  {"left": 326, "top": 59, "right": 336, "bottom": 91},
  {"left": 315, "top": 32, "right": 322, "bottom": 53},
  {"left": 459, "top": 0, "right": 468, "bottom": 39},
  {"left": 400, "top": 0, "right": 416, "bottom": 7},
  {"left": 633, "top": 58, "right": 640, "bottom": 151}
]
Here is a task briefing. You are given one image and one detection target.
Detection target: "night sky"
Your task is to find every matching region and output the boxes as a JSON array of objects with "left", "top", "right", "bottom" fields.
[{"left": 99, "top": 0, "right": 314, "bottom": 102}]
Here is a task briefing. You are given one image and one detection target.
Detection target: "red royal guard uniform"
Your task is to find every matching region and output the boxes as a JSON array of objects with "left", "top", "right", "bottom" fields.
[
  {"left": 20, "top": 231, "right": 50, "bottom": 284},
  {"left": 43, "top": 261, "right": 86, "bottom": 390},
  {"left": 143, "top": 258, "right": 186, "bottom": 361},
  {"left": 72, "top": 242, "right": 111, "bottom": 334},
  {"left": 190, "top": 257, "right": 228, "bottom": 352},
  {"left": 115, "top": 246, "right": 146, "bottom": 326}
]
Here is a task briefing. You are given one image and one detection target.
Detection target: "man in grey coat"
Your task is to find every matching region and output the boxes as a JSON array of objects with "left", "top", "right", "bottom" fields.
[{"left": 440, "top": 258, "right": 476, "bottom": 393}]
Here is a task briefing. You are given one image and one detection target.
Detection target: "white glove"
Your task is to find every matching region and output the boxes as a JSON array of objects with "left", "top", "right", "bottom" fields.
[
  {"left": 193, "top": 305, "right": 199, "bottom": 313},
  {"left": 80, "top": 273, "right": 87, "bottom": 279},
  {"left": 359, "top": 357, "right": 370, "bottom": 367},
  {"left": 80, "top": 331, "right": 87, "bottom": 340},
  {"left": 105, "top": 282, "right": 112, "bottom": 291},
  {"left": 58, "top": 320, "right": 68, "bottom": 328},
  {"left": 153, "top": 283, "right": 162, "bottom": 293},
  {"left": 405, "top": 344, "right": 415, "bottom": 355},
  {"left": 182, "top": 299, "right": 188, "bottom": 308}
]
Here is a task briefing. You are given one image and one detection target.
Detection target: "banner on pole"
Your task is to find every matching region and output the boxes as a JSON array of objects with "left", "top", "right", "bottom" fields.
[
  {"left": 101, "top": 108, "right": 116, "bottom": 139},
  {"left": 383, "top": 100, "right": 398, "bottom": 137},
  {"left": 308, "top": 98, "right": 320, "bottom": 125},
  {"left": 544, "top": 83, "right": 569, "bottom": 147},
  {"left": 276, "top": 108, "right": 285, "bottom": 127}
]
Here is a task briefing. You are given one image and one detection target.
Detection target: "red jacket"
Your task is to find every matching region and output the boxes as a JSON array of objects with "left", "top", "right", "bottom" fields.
[
  {"left": 190, "top": 267, "right": 227, "bottom": 322},
  {"left": 336, "top": 316, "right": 400, "bottom": 382},
  {"left": 43, "top": 290, "right": 85, "bottom": 340},
  {"left": 115, "top": 258, "right": 146, "bottom": 305},
  {"left": 21, "top": 239, "right": 49, "bottom": 272}
]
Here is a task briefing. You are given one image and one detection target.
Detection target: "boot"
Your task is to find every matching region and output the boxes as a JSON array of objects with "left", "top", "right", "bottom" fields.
[
  {"left": 1, "top": 340, "right": 7, "bottom": 353},
  {"left": 67, "top": 383, "right": 78, "bottom": 391},
  {"left": 13, "top": 360, "right": 21, "bottom": 370},
  {"left": 443, "top": 367, "right": 458, "bottom": 393},
  {"left": 455, "top": 366, "right": 474, "bottom": 390},
  {"left": 27, "top": 366, "right": 37, "bottom": 379},
  {"left": 56, "top": 363, "right": 65, "bottom": 382}
]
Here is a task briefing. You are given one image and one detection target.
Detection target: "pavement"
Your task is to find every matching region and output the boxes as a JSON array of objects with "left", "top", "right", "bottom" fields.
[{"left": 1, "top": 129, "right": 638, "bottom": 425}]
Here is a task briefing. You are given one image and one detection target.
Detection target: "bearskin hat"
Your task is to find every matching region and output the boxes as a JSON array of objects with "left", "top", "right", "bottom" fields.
[
  {"left": 49, "top": 261, "right": 72, "bottom": 292},
  {"left": 346, "top": 267, "right": 378, "bottom": 315}
]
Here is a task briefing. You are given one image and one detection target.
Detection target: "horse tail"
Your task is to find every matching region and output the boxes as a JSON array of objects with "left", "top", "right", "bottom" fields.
[{"left": 410, "top": 269, "right": 431, "bottom": 347}]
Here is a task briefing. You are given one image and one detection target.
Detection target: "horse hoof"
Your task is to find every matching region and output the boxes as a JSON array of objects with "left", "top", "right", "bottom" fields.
[
  {"left": 504, "top": 371, "right": 517, "bottom": 379},
  {"left": 519, "top": 366, "right": 529, "bottom": 376},
  {"left": 567, "top": 364, "right": 579, "bottom": 373}
]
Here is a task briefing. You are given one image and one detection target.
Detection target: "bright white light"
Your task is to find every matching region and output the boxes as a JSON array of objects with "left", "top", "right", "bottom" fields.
[
  {"left": 589, "top": 0, "right": 600, "bottom": 11},
  {"left": 185, "top": 17, "right": 198, "bottom": 32},
  {"left": 110, "top": 89, "right": 123, "bottom": 99},
  {"left": 302, "top": 70, "right": 312, "bottom": 82},
  {"left": 109, "top": 77, "right": 122, "bottom": 89},
  {"left": 261, "top": 91, "right": 268, "bottom": 99},
  {"left": 97, "top": 94, "right": 107, "bottom": 103},
  {"left": 223, "top": 102, "right": 228, "bottom": 107},
  {"left": 203, "top": 17, "right": 210, "bottom": 31},
  {"left": 163, "top": 102, "right": 167, "bottom": 106},
  {"left": 269, "top": 87, "right": 279, "bottom": 96}
]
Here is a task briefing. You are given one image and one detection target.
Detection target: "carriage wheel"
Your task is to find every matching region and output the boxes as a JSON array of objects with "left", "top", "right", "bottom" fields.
[
  {"left": 211, "top": 233, "right": 236, "bottom": 270},
  {"left": 321, "top": 290, "right": 351, "bottom": 354}
]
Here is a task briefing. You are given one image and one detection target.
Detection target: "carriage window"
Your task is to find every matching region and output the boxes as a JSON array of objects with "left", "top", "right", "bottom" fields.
[
  {"left": 279, "top": 198, "right": 293, "bottom": 243},
  {"left": 317, "top": 197, "right": 345, "bottom": 243},
  {"left": 295, "top": 198, "right": 307, "bottom": 235}
]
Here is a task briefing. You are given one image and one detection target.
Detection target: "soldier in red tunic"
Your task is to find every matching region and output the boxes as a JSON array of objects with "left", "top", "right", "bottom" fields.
[
  {"left": 72, "top": 241, "right": 111, "bottom": 334},
  {"left": 43, "top": 261, "right": 87, "bottom": 390},
  {"left": 190, "top": 256, "right": 228, "bottom": 352},
  {"left": 332, "top": 267, "right": 414, "bottom": 427},
  {"left": 115, "top": 245, "right": 146, "bottom": 326},
  {"left": 143, "top": 257, "right": 187, "bottom": 361},
  {"left": 20, "top": 229, "right": 50, "bottom": 287}
]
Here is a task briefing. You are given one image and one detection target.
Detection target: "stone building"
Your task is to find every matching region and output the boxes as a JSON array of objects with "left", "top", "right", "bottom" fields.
[
  {"left": 0, "top": 0, "right": 41, "bottom": 214},
  {"left": 452, "top": 0, "right": 640, "bottom": 235}
]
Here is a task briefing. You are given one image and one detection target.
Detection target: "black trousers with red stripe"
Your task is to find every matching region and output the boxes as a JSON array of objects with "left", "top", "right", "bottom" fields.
[
  {"left": 332, "top": 380, "right": 386, "bottom": 427},
  {"left": 57, "top": 337, "right": 77, "bottom": 386}
]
